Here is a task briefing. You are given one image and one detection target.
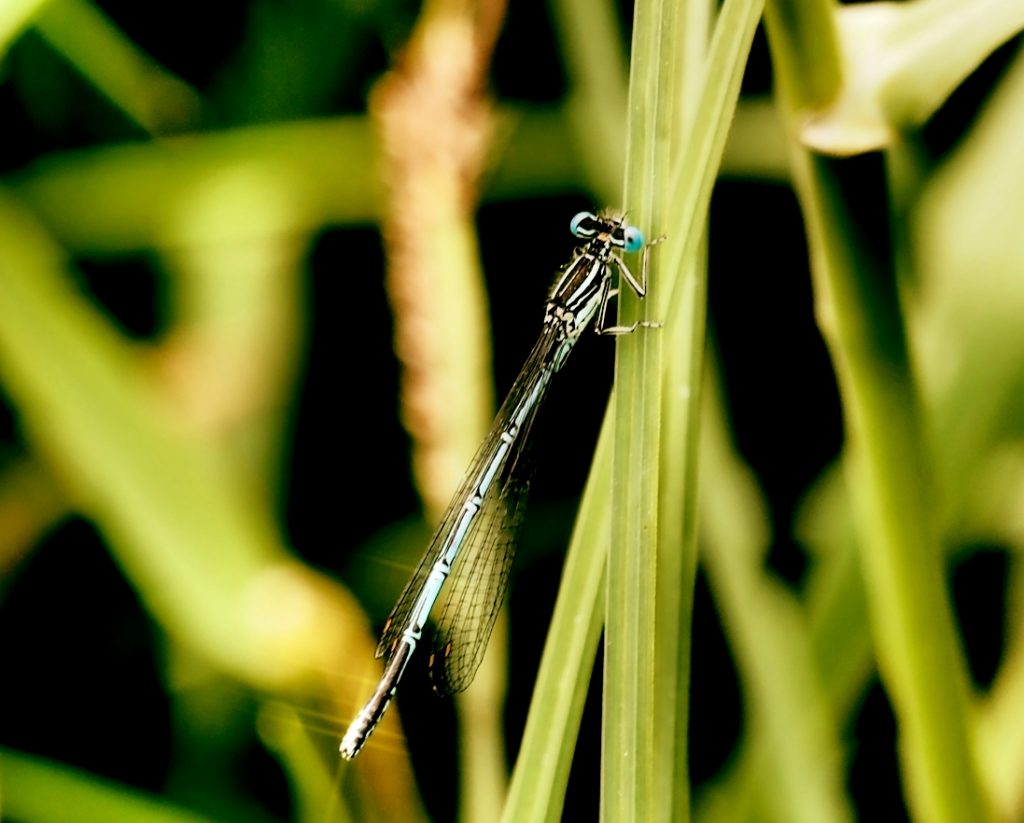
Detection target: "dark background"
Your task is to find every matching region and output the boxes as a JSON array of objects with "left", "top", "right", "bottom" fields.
[{"left": 1, "top": 1, "right": 1016, "bottom": 821}]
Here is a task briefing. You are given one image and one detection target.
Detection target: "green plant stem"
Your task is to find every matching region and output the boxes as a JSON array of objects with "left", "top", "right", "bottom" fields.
[
  {"left": 0, "top": 0, "right": 48, "bottom": 55},
  {"left": 1, "top": 748, "right": 227, "bottom": 823},
  {"left": 765, "top": 2, "right": 995, "bottom": 819},
  {"left": 501, "top": 413, "right": 614, "bottom": 823},
  {"left": 700, "top": 359, "right": 854, "bottom": 823},
  {"left": 604, "top": 0, "right": 679, "bottom": 817},
  {"left": 0, "top": 190, "right": 281, "bottom": 681},
  {"left": 550, "top": 0, "right": 629, "bottom": 201},
  {"left": 12, "top": 117, "right": 380, "bottom": 252},
  {"left": 648, "top": 0, "right": 766, "bottom": 811},
  {"left": 604, "top": 0, "right": 764, "bottom": 818},
  {"left": 35, "top": 0, "right": 199, "bottom": 133},
  {"left": 855, "top": 0, "right": 1024, "bottom": 130},
  {"left": 650, "top": 5, "right": 709, "bottom": 817},
  {"left": 808, "top": 153, "right": 991, "bottom": 823}
]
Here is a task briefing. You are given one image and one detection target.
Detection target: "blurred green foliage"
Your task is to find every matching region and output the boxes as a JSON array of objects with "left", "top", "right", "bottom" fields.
[{"left": 1, "top": 1, "right": 1023, "bottom": 822}]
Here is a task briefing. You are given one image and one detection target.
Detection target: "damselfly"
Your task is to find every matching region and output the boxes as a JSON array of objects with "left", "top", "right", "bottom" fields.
[{"left": 340, "top": 210, "right": 656, "bottom": 759}]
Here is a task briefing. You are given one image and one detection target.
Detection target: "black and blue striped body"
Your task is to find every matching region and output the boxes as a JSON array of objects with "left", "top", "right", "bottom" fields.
[{"left": 340, "top": 211, "right": 648, "bottom": 759}]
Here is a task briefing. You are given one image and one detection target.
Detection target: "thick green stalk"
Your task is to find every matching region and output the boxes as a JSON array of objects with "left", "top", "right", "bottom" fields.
[
  {"left": 1, "top": 749, "right": 225, "bottom": 823},
  {"left": 509, "top": 0, "right": 765, "bottom": 818},
  {"left": 604, "top": 0, "right": 764, "bottom": 818},
  {"left": 604, "top": 0, "right": 678, "bottom": 817},
  {"left": 765, "top": 2, "right": 995, "bottom": 819},
  {"left": 803, "top": 153, "right": 991, "bottom": 823},
  {"left": 501, "top": 414, "right": 614, "bottom": 823},
  {"left": 651, "top": 2, "right": 709, "bottom": 814}
]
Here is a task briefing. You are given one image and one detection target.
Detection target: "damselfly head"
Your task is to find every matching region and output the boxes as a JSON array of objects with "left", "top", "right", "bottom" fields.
[{"left": 569, "top": 211, "right": 644, "bottom": 253}]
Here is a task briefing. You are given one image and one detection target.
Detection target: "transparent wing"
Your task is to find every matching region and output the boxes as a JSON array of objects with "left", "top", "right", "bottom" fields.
[
  {"left": 426, "top": 392, "right": 543, "bottom": 694},
  {"left": 375, "top": 328, "right": 561, "bottom": 667}
]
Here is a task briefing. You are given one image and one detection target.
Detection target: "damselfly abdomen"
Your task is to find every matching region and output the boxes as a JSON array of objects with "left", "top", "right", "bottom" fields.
[{"left": 341, "top": 211, "right": 655, "bottom": 759}]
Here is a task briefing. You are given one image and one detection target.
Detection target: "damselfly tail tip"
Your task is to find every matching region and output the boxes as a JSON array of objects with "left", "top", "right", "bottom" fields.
[{"left": 339, "top": 726, "right": 364, "bottom": 760}]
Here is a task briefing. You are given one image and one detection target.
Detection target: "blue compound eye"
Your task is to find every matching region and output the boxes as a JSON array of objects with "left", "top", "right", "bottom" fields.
[
  {"left": 623, "top": 225, "right": 644, "bottom": 252},
  {"left": 570, "top": 211, "right": 595, "bottom": 237}
]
